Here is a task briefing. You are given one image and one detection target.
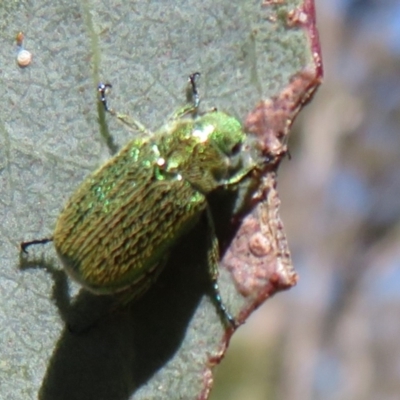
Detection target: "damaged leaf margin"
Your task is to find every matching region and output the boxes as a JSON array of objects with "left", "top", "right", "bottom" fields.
[{"left": 201, "top": 0, "right": 323, "bottom": 397}]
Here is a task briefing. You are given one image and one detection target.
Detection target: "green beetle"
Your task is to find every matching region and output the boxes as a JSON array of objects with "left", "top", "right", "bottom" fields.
[{"left": 21, "top": 73, "right": 261, "bottom": 326}]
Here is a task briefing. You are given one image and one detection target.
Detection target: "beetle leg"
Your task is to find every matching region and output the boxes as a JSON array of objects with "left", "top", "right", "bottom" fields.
[
  {"left": 20, "top": 237, "right": 53, "bottom": 254},
  {"left": 168, "top": 72, "right": 202, "bottom": 121},
  {"left": 186, "top": 72, "right": 200, "bottom": 109},
  {"left": 97, "top": 83, "right": 151, "bottom": 136},
  {"left": 205, "top": 207, "right": 237, "bottom": 328},
  {"left": 224, "top": 161, "right": 261, "bottom": 188}
]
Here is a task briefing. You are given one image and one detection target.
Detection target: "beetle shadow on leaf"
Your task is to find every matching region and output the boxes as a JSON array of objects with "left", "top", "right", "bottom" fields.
[
  {"left": 19, "top": 254, "right": 71, "bottom": 321},
  {"left": 34, "top": 222, "right": 212, "bottom": 400}
]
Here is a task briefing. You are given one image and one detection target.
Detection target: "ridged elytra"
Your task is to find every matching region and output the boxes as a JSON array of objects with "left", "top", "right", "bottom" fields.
[{"left": 21, "top": 73, "right": 262, "bottom": 328}]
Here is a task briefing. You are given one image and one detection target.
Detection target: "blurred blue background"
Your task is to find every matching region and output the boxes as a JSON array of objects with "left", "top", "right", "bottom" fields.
[{"left": 211, "top": 1, "right": 400, "bottom": 399}]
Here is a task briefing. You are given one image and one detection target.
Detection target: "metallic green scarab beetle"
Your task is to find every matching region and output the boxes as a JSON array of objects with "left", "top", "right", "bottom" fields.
[{"left": 21, "top": 73, "right": 260, "bottom": 326}]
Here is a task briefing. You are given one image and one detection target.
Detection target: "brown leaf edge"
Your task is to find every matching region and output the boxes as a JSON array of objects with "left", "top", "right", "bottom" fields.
[{"left": 200, "top": 0, "right": 323, "bottom": 398}]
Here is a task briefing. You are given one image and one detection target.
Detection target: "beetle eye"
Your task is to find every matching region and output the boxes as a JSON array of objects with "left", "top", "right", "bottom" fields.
[{"left": 231, "top": 142, "right": 241, "bottom": 155}]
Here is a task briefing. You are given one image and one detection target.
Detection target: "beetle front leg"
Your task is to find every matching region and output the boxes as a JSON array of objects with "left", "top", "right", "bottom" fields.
[
  {"left": 98, "top": 83, "right": 151, "bottom": 136},
  {"left": 224, "top": 162, "right": 261, "bottom": 189},
  {"left": 168, "top": 72, "right": 202, "bottom": 122}
]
